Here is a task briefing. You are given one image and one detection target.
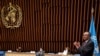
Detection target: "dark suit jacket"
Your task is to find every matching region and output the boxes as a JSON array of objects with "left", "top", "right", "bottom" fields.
[
  {"left": 36, "top": 51, "right": 44, "bottom": 56},
  {"left": 78, "top": 39, "right": 94, "bottom": 56}
]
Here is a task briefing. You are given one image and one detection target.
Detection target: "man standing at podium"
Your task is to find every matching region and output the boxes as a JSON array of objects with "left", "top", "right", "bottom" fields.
[{"left": 73, "top": 32, "right": 94, "bottom": 56}]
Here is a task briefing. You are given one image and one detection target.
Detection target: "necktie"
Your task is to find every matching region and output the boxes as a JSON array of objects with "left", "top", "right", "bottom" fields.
[{"left": 82, "top": 42, "right": 87, "bottom": 46}]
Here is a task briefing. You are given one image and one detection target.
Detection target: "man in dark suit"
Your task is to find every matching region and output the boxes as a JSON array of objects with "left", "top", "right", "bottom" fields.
[
  {"left": 36, "top": 48, "right": 44, "bottom": 56},
  {"left": 73, "top": 32, "right": 94, "bottom": 56}
]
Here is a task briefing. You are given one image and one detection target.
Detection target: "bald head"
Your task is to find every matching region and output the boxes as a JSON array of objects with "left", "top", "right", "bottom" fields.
[{"left": 82, "top": 32, "right": 90, "bottom": 41}]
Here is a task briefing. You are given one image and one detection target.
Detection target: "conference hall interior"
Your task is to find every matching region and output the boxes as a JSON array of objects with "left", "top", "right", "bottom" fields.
[{"left": 0, "top": 0, "right": 99, "bottom": 56}]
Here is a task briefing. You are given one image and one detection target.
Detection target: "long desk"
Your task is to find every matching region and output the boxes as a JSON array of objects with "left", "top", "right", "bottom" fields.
[
  {"left": 5, "top": 52, "right": 34, "bottom": 56},
  {"left": 5, "top": 52, "right": 74, "bottom": 56}
]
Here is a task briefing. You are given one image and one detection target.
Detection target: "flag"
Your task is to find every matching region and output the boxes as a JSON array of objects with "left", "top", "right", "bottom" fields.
[
  {"left": 96, "top": 53, "right": 100, "bottom": 56},
  {"left": 89, "top": 16, "right": 99, "bottom": 55}
]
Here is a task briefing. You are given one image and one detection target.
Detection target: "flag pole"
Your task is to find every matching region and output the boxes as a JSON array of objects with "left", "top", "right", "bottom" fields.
[{"left": 91, "top": 8, "right": 94, "bottom": 16}]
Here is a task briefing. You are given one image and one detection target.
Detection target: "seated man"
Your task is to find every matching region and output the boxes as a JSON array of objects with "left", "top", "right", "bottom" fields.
[{"left": 36, "top": 48, "right": 44, "bottom": 56}]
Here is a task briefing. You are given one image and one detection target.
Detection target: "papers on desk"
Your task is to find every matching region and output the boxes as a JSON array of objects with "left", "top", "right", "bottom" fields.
[
  {"left": 7, "top": 50, "right": 12, "bottom": 52},
  {"left": 30, "top": 51, "right": 35, "bottom": 53},
  {"left": 7, "top": 50, "right": 35, "bottom": 54}
]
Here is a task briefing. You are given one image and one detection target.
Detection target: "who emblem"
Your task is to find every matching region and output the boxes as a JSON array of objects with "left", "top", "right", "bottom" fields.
[{"left": 1, "top": 2, "right": 22, "bottom": 29}]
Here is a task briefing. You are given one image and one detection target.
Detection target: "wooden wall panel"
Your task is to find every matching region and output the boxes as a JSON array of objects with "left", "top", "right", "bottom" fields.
[{"left": 0, "top": 0, "right": 99, "bottom": 53}]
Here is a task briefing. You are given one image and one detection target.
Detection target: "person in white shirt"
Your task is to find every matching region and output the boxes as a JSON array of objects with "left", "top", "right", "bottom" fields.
[{"left": 63, "top": 47, "right": 68, "bottom": 55}]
